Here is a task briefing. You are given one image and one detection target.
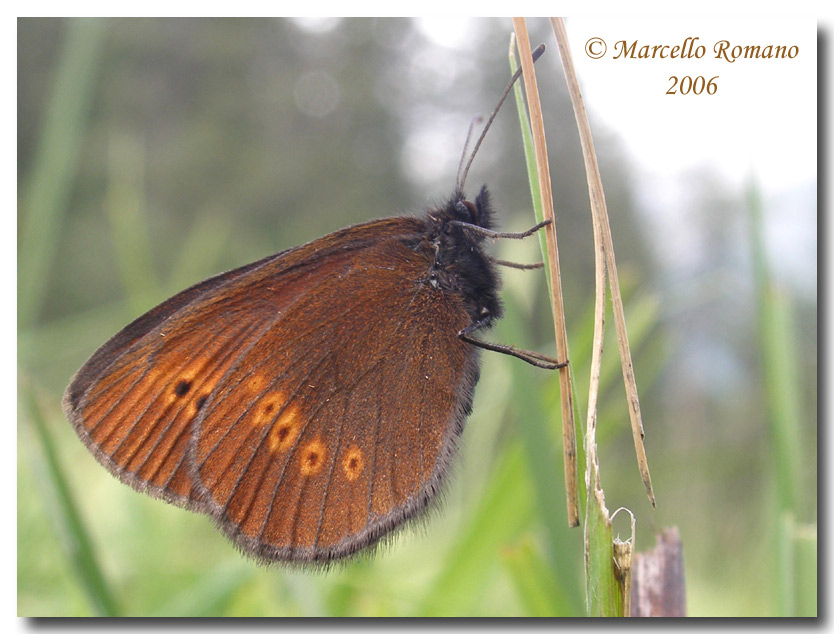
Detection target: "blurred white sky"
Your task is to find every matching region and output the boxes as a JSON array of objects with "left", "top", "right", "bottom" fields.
[
  {"left": 567, "top": 18, "right": 816, "bottom": 195},
  {"left": 565, "top": 18, "right": 817, "bottom": 296},
  {"left": 416, "top": 17, "right": 818, "bottom": 296},
  {"left": 418, "top": 17, "right": 816, "bottom": 196}
]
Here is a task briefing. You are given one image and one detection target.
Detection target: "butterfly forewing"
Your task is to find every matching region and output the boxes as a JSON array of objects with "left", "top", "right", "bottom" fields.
[
  {"left": 63, "top": 248, "right": 302, "bottom": 507},
  {"left": 86, "top": 320, "right": 264, "bottom": 504},
  {"left": 64, "top": 220, "right": 407, "bottom": 507}
]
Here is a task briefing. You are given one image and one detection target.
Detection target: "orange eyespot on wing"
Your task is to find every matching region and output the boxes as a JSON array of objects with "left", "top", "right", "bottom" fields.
[
  {"left": 267, "top": 402, "right": 302, "bottom": 452},
  {"left": 342, "top": 446, "right": 364, "bottom": 481},
  {"left": 298, "top": 439, "right": 326, "bottom": 476}
]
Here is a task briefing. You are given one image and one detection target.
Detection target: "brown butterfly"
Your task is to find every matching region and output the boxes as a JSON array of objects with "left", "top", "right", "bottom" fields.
[{"left": 63, "top": 44, "right": 561, "bottom": 564}]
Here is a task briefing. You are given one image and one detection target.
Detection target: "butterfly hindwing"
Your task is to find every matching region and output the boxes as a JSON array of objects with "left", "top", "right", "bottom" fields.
[{"left": 189, "top": 222, "right": 479, "bottom": 561}]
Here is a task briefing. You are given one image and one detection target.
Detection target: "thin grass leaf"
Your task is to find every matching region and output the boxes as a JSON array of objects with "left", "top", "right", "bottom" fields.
[
  {"left": 414, "top": 441, "right": 534, "bottom": 616},
  {"left": 548, "top": 17, "right": 645, "bottom": 615},
  {"left": 152, "top": 563, "right": 254, "bottom": 617},
  {"left": 19, "top": 18, "right": 105, "bottom": 327},
  {"left": 104, "top": 130, "right": 161, "bottom": 310},
  {"left": 549, "top": 17, "right": 654, "bottom": 508},
  {"left": 748, "top": 179, "right": 806, "bottom": 515},
  {"left": 748, "top": 177, "right": 815, "bottom": 616},
  {"left": 502, "top": 536, "right": 575, "bottom": 616},
  {"left": 509, "top": 41, "right": 586, "bottom": 510},
  {"left": 508, "top": 39, "right": 547, "bottom": 284},
  {"left": 22, "top": 386, "right": 119, "bottom": 616},
  {"left": 499, "top": 305, "right": 584, "bottom": 612},
  {"left": 511, "top": 20, "right": 579, "bottom": 530}
]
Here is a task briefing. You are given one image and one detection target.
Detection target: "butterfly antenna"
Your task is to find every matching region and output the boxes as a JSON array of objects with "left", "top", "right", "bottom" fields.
[
  {"left": 457, "top": 43, "right": 546, "bottom": 193},
  {"left": 455, "top": 115, "right": 484, "bottom": 192}
]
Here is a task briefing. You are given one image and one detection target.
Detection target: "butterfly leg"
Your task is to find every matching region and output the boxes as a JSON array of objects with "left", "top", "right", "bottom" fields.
[
  {"left": 491, "top": 258, "right": 544, "bottom": 270},
  {"left": 457, "top": 319, "right": 567, "bottom": 370}
]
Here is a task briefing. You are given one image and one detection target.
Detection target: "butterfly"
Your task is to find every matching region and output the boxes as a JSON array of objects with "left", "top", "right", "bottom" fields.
[{"left": 63, "top": 43, "right": 561, "bottom": 564}]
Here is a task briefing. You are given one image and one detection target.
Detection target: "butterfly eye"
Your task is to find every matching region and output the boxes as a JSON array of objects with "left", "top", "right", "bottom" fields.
[{"left": 455, "top": 200, "right": 479, "bottom": 224}]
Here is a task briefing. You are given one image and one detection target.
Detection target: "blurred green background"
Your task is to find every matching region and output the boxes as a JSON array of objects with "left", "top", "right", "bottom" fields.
[{"left": 17, "top": 17, "right": 816, "bottom": 616}]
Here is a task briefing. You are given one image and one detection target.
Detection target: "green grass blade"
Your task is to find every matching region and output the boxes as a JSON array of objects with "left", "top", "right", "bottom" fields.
[
  {"left": 19, "top": 18, "right": 106, "bottom": 327},
  {"left": 22, "top": 387, "right": 119, "bottom": 616},
  {"left": 152, "top": 563, "right": 254, "bottom": 616},
  {"left": 510, "top": 31, "right": 584, "bottom": 532},
  {"left": 509, "top": 45, "right": 548, "bottom": 286},
  {"left": 414, "top": 441, "right": 534, "bottom": 616},
  {"left": 748, "top": 178, "right": 807, "bottom": 515},
  {"left": 748, "top": 177, "right": 815, "bottom": 616},
  {"left": 502, "top": 536, "right": 574, "bottom": 616},
  {"left": 791, "top": 519, "right": 818, "bottom": 617},
  {"left": 584, "top": 488, "right": 621, "bottom": 616},
  {"left": 104, "top": 130, "right": 161, "bottom": 310}
]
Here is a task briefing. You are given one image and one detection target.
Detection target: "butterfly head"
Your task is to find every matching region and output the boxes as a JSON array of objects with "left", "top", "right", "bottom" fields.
[
  {"left": 421, "top": 184, "right": 503, "bottom": 327},
  {"left": 448, "top": 184, "right": 495, "bottom": 232}
]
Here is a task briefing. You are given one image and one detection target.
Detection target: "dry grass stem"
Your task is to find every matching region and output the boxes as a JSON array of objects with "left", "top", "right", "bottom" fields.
[
  {"left": 511, "top": 18, "right": 579, "bottom": 528},
  {"left": 549, "top": 17, "right": 655, "bottom": 506}
]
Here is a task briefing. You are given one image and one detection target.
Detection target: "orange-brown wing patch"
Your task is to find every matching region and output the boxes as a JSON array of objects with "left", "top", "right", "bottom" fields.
[
  {"left": 65, "top": 216, "right": 478, "bottom": 562},
  {"left": 64, "top": 221, "right": 409, "bottom": 510},
  {"left": 191, "top": 236, "right": 474, "bottom": 560},
  {"left": 71, "top": 315, "right": 266, "bottom": 505}
]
